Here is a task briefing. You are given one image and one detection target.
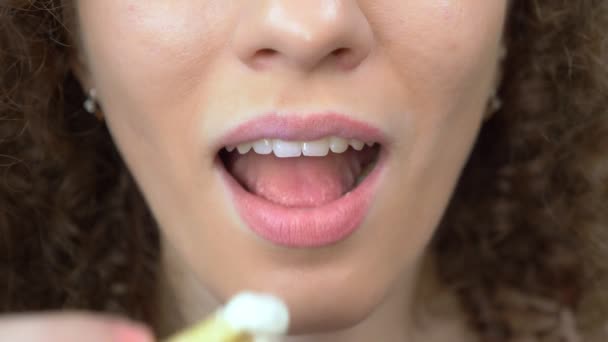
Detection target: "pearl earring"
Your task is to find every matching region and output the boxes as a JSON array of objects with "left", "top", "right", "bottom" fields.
[
  {"left": 489, "top": 91, "right": 503, "bottom": 113},
  {"left": 83, "top": 88, "right": 98, "bottom": 114},
  {"left": 486, "top": 45, "right": 507, "bottom": 116}
]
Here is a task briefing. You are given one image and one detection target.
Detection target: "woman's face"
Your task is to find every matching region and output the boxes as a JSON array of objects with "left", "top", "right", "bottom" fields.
[{"left": 75, "top": 0, "right": 507, "bottom": 334}]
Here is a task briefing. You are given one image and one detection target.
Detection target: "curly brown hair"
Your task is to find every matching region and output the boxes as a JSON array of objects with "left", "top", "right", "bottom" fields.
[{"left": 1, "top": 1, "right": 607, "bottom": 341}]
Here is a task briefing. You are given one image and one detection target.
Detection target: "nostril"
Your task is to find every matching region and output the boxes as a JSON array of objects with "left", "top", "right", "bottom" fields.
[
  {"left": 331, "top": 47, "right": 362, "bottom": 70},
  {"left": 250, "top": 48, "right": 279, "bottom": 69},
  {"left": 331, "top": 47, "right": 349, "bottom": 56},
  {"left": 256, "top": 48, "right": 278, "bottom": 58}
]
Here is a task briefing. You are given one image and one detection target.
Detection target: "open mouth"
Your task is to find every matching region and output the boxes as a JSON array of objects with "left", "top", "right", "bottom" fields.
[
  {"left": 213, "top": 113, "right": 389, "bottom": 248},
  {"left": 218, "top": 137, "right": 382, "bottom": 209}
]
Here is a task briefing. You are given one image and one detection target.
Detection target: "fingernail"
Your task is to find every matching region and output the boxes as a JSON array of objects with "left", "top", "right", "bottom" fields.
[{"left": 112, "top": 322, "right": 154, "bottom": 342}]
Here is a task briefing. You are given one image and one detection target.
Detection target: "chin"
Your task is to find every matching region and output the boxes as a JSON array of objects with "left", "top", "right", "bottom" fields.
[
  {"left": 268, "top": 289, "right": 383, "bottom": 335},
  {"left": 218, "top": 266, "right": 392, "bottom": 335}
]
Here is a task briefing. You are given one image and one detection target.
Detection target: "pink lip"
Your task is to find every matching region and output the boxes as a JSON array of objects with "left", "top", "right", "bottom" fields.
[
  {"left": 214, "top": 112, "right": 391, "bottom": 152},
  {"left": 214, "top": 112, "right": 389, "bottom": 248}
]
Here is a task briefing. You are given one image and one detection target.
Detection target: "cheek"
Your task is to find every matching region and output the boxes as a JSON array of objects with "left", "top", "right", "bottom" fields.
[
  {"left": 372, "top": 1, "right": 506, "bottom": 105},
  {"left": 363, "top": 0, "right": 508, "bottom": 260},
  {"left": 77, "top": 1, "right": 233, "bottom": 158},
  {"left": 75, "top": 2, "right": 240, "bottom": 245},
  {"left": 375, "top": 0, "right": 507, "bottom": 182}
]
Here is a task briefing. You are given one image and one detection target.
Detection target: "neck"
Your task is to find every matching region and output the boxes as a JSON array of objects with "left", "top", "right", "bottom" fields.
[{"left": 156, "top": 244, "right": 471, "bottom": 342}]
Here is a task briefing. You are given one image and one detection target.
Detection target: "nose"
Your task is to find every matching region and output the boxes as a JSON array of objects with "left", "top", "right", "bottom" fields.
[{"left": 231, "top": 0, "right": 374, "bottom": 72}]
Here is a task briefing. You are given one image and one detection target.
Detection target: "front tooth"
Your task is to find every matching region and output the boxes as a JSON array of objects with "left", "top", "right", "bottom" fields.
[
  {"left": 237, "top": 143, "right": 252, "bottom": 154},
  {"left": 302, "top": 139, "right": 330, "bottom": 157},
  {"left": 226, "top": 145, "right": 236, "bottom": 152},
  {"left": 329, "top": 137, "right": 349, "bottom": 153},
  {"left": 350, "top": 139, "right": 364, "bottom": 151},
  {"left": 273, "top": 139, "right": 302, "bottom": 158},
  {"left": 252, "top": 139, "right": 273, "bottom": 154}
]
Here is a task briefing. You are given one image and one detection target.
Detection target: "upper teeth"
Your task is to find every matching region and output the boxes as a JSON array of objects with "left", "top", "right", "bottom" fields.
[{"left": 225, "top": 137, "right": 375, "bottom": 158}]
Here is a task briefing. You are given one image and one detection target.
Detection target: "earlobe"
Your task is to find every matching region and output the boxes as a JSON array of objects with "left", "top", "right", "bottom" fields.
[
  {"left": 483, "top": 91, "right": 502, "bottom": 121},
  {"left": 69, "top": 52, "right": 104, "bottom": 121},
  {"left": 69, "top": 51, "right": 91, "bottom": 90},
  {"left": 82, "top": 87, "right": 104, "bottom": 121},
  {"left": 483, "top": 44, "right": 507, "bottom": 122}
]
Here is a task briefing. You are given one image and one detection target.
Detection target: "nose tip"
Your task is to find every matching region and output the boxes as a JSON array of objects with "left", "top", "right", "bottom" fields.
[{"left": 231, "top": 0, "right": 374, "bottom": 72}]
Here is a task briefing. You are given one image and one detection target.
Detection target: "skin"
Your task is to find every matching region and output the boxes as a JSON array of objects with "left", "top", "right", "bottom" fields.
[
  {"left": 72, "top": 1, "right": 508, "bottom": 341},
  {"left": 0, "top": 313, "right": 153, "bottom": 342}
]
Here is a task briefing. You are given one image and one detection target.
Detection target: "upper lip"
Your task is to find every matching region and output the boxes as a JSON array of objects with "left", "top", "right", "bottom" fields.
[{"left": 214, "top": 111, "right": 390, "bottom": 153}]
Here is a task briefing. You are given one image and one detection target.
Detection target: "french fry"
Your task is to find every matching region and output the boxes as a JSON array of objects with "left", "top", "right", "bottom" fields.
[
  {"left": 163, "top": 291, "right": 289, "bottom": 342},
  {"left": 164, "top": 313, "right": 252, "bottom": 342}
]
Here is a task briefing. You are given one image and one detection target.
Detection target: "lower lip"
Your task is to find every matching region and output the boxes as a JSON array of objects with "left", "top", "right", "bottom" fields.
[{"left": 215, "top": 149, "right": 388, "bottom": 248}]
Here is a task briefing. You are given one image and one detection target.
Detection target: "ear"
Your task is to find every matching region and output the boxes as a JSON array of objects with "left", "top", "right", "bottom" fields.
[
  {"left": 494, "top": 43, "right": 507, "bottom": 89},
  {"left": 69, "top": 45, "right": 94, "bottom": 92},
  {"left": 69, "top": 49, "right": 105, "bottom": 120},
  {"left": 483, "top": 43, "right": 507, "bottom": 121}
]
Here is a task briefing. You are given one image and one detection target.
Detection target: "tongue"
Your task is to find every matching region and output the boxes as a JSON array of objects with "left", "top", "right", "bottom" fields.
[{"left": 227, "top": 151, "right": 362, "bottom": 207}]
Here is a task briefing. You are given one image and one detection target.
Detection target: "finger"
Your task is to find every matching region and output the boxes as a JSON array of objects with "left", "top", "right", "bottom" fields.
[{"left": 0, "top": 311, "right": 154, "bottom": 342}]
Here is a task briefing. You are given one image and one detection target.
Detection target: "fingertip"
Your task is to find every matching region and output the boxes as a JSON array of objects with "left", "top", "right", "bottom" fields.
[{"left": 112, "top": 322, "right": 155, "bottom": 342}]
